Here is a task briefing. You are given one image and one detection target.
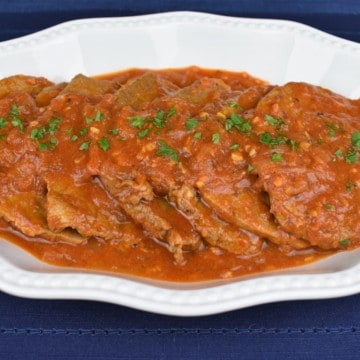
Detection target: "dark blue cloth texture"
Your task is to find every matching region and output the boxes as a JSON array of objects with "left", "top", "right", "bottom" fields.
[
  {"left": 1, "top": 291, "right": 360, "bottom": 359},
  {"left": 1, "top": 1, "right": 360, "bottom": 359}
]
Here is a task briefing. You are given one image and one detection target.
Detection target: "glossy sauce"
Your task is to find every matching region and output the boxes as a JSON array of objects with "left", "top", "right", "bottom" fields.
[
  {"left": 0, "top": 218, "right": 329, "bottom": 281},
  {"left": 0, "top": 67, "right": 338, "bottom": 282}
]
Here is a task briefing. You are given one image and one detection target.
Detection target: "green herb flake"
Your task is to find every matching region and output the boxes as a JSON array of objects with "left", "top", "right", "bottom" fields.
[
  {"left": 0, "top": 117, "right": 7, "bottom": 129},
  {"left": 194, "top": 131, "right": 202, "bottom": 139},
  {"left": 153, "top": 110, "right": 165, "bottom": 128},
  {"left": 346, "top": 179, "right": 356, "bottom": 192},
  {"left": 38, "top": 142, "right": 48, "bottom": 151},
  {"left": 85, "top": 117, "right": 94, "bottom": 125},
  {"left": 185, "top": 118, "right": 198, "bottom": 131},
  {"left": 166, "top": 107, "right": 177, "bottom": 119},
  {"left": 325, "top": 122, "right": 341, "bottom": 137},
  {"left": 128, "top": 115, "right": 147, "bottom": 129},
  {"left": 108, "top": 128, "right": 119, "bottom": 136},
  {"left": 259, "top": 132, "right": 273, "bottom": 145},
  {"left": 346, "top": 148, "right": 358, "bottom": 164},
  {"left": 30, "top": 126, "right": 46, "bottom": 141},
  {"left": 265, "top": 114, "right": 285, "bottom": 127},
  {"left": 138, "top": 128, "right": 150, "bottom": 138},
  {"left": 225, "top": 113, "right": 252, "bottom": 133},
  {"left": 71, "top": 134, "right": 79, "bottom": 142},
  {"left": 98, "top": 136, "right": 110, "bottom": 151},
  {"left": 0, "top": 134, "right": 7, "bottom": 140},
  {"left": 247, "top": 164, "right": 254, "bottom": 172},
  {"left": 351, "top": 132, "right": 360, "bottom": 150},
  {"left": 79, "top": 127, "right": 88, "bottom": 136},
  {"left": 334, "top": 149, "right": 343, "bottom": 158},
  {"left": 79, "top": 140, "right": 91, "bottom": 151},
  {"left": 9, "top": 104, "right": 24, "bottom": 133},
  {"left": 157, "top": 140, "right": 179, "bottom": 164},
  {"left": 50, "top": 137, "right": 57, "bottom": 145},
  {"left": 271, "top": 153, "right": 283, "bottom": 162},
  {"left": 65, "top": 128, "right": 73, "bottom": 135},
  {"left": 11, "top": 118, "right": 24, "bottom": 133},
  {"left": 228, "top": 101, "right": 243, "bottom": 110},
  {"left": 323, "top": 204, "right": 332, "bottom": 210},
  {"left": 289, "top": 139, "right": 299, "bottom": 151},
  {"left": 9, "top": 104, "right": 19, "bottom": 118},
  {"left": 339, "top": 238, "right": 350, "bottom": 246},
  {"left": 230, "top": 143, "right": 240, "bottom": 151},
  {"left": 94, "top": 110, "right": 104, "bottom": 122},
  {"left": 48, "top": 118, "right": 61, "bottom": 134},
  {"left": 212, "top": 132, "right": 220, "bottom": 144}
]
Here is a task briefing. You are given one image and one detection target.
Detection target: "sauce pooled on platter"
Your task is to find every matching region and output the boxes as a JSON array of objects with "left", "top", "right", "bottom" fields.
[{"left": 0, "top": 66, "right": 359, "bottom": 282}]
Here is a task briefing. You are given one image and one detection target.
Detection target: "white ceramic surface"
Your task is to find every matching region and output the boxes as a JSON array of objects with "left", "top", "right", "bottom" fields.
[{"left": 0, "top": 12, "right": 359, "bottom": 316}]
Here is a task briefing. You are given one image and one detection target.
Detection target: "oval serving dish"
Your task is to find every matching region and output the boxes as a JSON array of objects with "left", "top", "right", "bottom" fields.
[{"left": 0, "top": 11, "right": 360, "bottom": 316}]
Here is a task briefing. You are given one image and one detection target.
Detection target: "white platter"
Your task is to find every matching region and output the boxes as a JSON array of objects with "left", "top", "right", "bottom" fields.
[{"left": 0, "top": 11, "right": 360, "bottom": 316}]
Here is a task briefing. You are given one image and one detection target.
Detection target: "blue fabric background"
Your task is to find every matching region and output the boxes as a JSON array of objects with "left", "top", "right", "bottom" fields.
[{"left": 0, "top": 1, "right": 360, "bottom": 359}]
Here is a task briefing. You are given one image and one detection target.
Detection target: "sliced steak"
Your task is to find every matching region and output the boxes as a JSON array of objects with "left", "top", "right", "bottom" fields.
[{"left": 247, "top": 82, "right": 360, "bottom": 249}]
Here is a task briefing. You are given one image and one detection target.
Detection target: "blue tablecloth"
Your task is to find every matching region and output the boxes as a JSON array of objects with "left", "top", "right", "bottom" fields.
[{"left": 0, "top": 1, "right": 360, "bottom": 359}]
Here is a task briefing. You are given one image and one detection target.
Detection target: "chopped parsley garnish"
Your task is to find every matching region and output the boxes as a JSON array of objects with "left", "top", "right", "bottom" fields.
[
  {"left": 230, "top": 143, "right": 240, "bottom": 150},
  {"left": 153, "top": 108, "right": 176, "bottom": 128},
  {"left": 289, "top": 139, "right": 299, "bottom": 151},
  {"left": 79, "top": 140, "right": 91, "bottom": 151},
  {"left": 212, "top": 132, "right": 220, "bottom": 144},
  {"left": 351, "top": 132, "right": 360, "bottom": 150},
  {"left": 108, "top": 128, "right": 119, "bottom": 135},
  {"left": 48, "top": 118, "right": 61, "bottom": 134},
  {"left": 30, "top": 126, "right": 46, "bottom": 141},
  {"left": 10, "top": 104, "right": 29, "bottom": 133},
  {"left": 38, "top": 142, "right": 48, "bottom": 151},
  {"left": 194, "top": 131, "right": 202, "bottom": 139},
  {"left": 166, "top": 107, "right": 177, "bottom": 119},
  {"left": 94, "top": 110, "right": 104, "bottom": 122},
  {"left": 228, "top": 101, "right": 243, "bottom": 110},
  {"left": 247, "top": 164, "right": 254, "bottom": 172},
  {"left": 30, "top": 118, "right": 62, "bottom": 150},
  {"left": 98, "top": 136, "right": 110, "bottom": 151},
  {"left": 225, "top": 113, "right": 252, "bottom": 133},
  {"left": 0, "top": 117, "right": 7, "bottom": 129},
  {"left": 265, "top": 114, "right": 285, "bottom": 127},
  {"left": 259, "top": 132, "right": 287, "bottom": 147},
  {"left": 50, "top": 137, "right": 57, "bottom": 145},
  {"left": 271, "top": 153, "right": 283, "bottom": 162},
  {"left": 153, "top": 110, "right": 166, "bottom": 128},
  {"left": 11, "top": 117, "right": 24, "bottom": 133},
  {"left": 9, "top": 104, "right": 19, "bottom": 118},
  {"left": 86, "top": 111, "right": 104, "bottom": 124},
  {"left": 157, "top": 140, "right": 179, "bottom": 163},
  {"left": 79, "top": 127, "right": 88, "bottom": 136},
  {"left": 346, "top": 148, "right": 358, "bottom": 164},
  {"left": 185, "top": 118, "right": 198, "bottom": 130},
  {"left": 334, "top": 149, "right": 343, "bottom": 158},
  {"left": 339, "top": 238, "right": 350, "bottom": 246},
  {"left": 138, "top": 128, "right": 150, "bottom": 138},
  {"left": 128, "top": 115, "right": 147, "bottom": 128},
  {"left": 71, "top": 134, "right": 78, "bottom": 142},
  {"left": 346, "top": 179, "right": 356, "bottom": 192},
  {"left": 323, "top": 204, "right": 332, "bottom": 210},
  {"left": 65, "top": 128, "right": 73, "bottom": 135},
  {"left": 325, "top": 122, "right": 342, "bottom": 137}
]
